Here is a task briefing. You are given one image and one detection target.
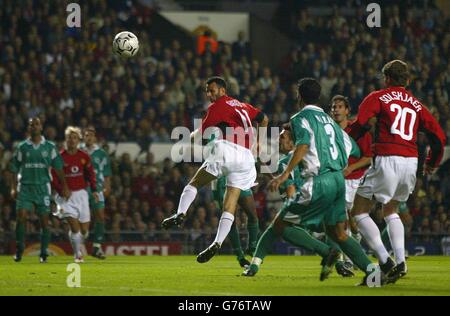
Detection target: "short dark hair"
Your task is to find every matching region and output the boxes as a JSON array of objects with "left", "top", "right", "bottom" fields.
[
  {"left": 297, "top": 78, "right": 321, "bottom": 105},
  {"left": 331, "top": 95, "right": 350, "bottom": 109},
  {"left": 382, "top": 60, "right": 410, "bottom": 87},
  {"left": 206, "top": 76, "right": 227, "bottom": 90}
]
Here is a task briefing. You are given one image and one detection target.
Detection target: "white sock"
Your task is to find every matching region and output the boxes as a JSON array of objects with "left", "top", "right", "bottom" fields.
[
  {"left": 70, "top": 231, "right": 82, "bottom": 258},
  {"left": 213, "top": 212, "right": 235, "bottom": 245},
  {"left": 82, "top": 232, "right": 89, "bottom": 241},
  {"left": 385, "top": 213, "right": 405, "bottom": 264},
  {"left": 251, "top": 257, "right": 263, "bottom": 266},
  {"left": 177, "top": 185, "right": 197, "bottom": 215},
  {"left": 354, "top": 214, "right": 390, "bottom": 264}
]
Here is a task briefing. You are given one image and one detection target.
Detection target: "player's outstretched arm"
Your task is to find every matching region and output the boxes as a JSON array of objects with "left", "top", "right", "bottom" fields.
[
  {"left": 420, "top": 107, "right": 447, "bottom": 174},
  {"left": 55, "top": 169, "right": 71, "bottom": 200},
  {"left": 268, "top": 144, "right": 308, "bottom": 192}
]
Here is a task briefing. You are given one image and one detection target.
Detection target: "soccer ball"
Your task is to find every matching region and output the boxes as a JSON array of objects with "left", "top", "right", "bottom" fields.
[{"left": 113, "top": 31, "right": 139, "bottom": 57}]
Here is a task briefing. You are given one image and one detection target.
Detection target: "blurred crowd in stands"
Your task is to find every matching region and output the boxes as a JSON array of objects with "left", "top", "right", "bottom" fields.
[{"left": 0, "top": 0, "right": 449, "bottom": 246}]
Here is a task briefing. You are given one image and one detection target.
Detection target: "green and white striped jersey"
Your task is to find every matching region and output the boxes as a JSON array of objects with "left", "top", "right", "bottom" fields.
[
  {"left": 290, "top": 105, "right": 360, "bottom": 178},
  {"left": 9, "top": 137, "right": 63, "bottom": 185}
]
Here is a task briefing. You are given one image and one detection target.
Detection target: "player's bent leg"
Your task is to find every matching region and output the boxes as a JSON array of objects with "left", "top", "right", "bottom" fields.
[
  {"left": 14, "top": 209, "right": 28, "bottom": 262},
  {"left": 242, "top": 215, "right": 285, "bottom": 277},
  {"left": 92, "top": 208, "right": 106, "bottom": 259},
  {"left": 163, "top": 167, "right": 217, "bottom": 229},
  {"left": 238, "top": 194, "right": 259, "bottom": 256},
  {"left": 352, "top": 194, "right": 392, "bottom": 266},
  {"left": 228, "top": 222, "right": 249, "bottom": 267},
  {"left": 383, "top": 200, "right": 407, "bottom": 277},
  {"left": 327, "top": 223, "right": 375, "bottom": 283},
  {"left": 67, "top": 218, "right": 83, "bottom": 263},
  {"left": 38, "top": 213, "right": 51, "bottom": 263},
  {"left": 197, "top": 186, "right": 240, "bottom": 263}
]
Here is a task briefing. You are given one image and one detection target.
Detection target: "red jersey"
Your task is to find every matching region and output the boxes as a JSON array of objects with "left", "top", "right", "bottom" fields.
[
  {"left": 345, "top": 122, "right": 373, "bottom": 180},
  {"left": 200, "top": 95, "right": 263, "bottom": 150},
  {"left": 52, "top": 149, "right": 97, "bottom": 193},
  {"left": 351, "top": 86, "right": 446, "bottom": 167}
]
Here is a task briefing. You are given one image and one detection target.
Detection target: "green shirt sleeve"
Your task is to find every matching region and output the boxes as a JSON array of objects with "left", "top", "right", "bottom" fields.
[
  {"left": 291, "top": 117, "right": 311, "bottom": 146},
  {"left": 51, "top": 147, "right": 64, "bottom": 170},
  {"left": 9, "top": 146, "right": 22, "bottom": 174},
  {"left": 103, "top": 152, "right": 112, "bottom": 177},
  {"left": 349, "top": 136, "right": 361, "bottom": 159},
  {"left": 278, "top": 158, "right": 294, "bottom": 195}
]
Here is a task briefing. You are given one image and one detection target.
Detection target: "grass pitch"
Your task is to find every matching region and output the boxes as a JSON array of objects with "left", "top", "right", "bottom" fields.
[{"left": 0, "top": 256, "right": 449, "bottom": 296}]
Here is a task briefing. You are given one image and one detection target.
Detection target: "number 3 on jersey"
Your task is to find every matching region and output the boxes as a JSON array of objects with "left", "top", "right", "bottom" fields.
[
  {"left": 390, "top": 103, "right": 417, "bottom": 141},
  {"left": 325, "top": 124, "right": 338, "bottom": 160}
]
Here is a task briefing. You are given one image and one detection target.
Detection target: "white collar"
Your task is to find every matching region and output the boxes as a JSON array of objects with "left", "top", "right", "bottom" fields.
[
  {"left": 302, "top": 105, "right": 324, "bottom": 112},
  {"left": 84, "top": 144, "right": 99, "bottom": 154},
  {"left": 26, "top": 136, "right": 46, "bottom": 147}
]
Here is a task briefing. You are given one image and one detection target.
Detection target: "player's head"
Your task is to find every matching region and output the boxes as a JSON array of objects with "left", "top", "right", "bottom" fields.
[
  {"left": 331, "top": 95, "right": 350, "bottom": 124},
  {"left": 84, "top": 126, "right": 97, "bottom": 147},
  {"left": 382, "top": 60, "right": 410, "bottom": 87},
  {"left": 65, "top": 126, "right": 82, "bottom": 150},
  {"left": 27, "top": 117, "right": 43, "bottom": 137},
  {"left": 206, "top": 76, "right": 227, "bottom": 102},
  {"left": 279, "top": 123, "right": 294, "bottom": 154},
  {"left": 297, "top": 78, "right": 321, "bottom": 106}
]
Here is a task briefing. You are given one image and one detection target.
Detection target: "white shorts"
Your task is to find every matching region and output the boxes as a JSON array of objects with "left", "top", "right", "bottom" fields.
[
  {"left": 357, "top": 156, "right": 417, "bottom": 204},
  {"left": 201, "top": 140, "right": 256, "bottom": 191},
  {"left": 345, "top": 178, "right": 363, "bottom": 211},
  {"left": 55, "top": 189, "right": 90, "bottom": 223}
]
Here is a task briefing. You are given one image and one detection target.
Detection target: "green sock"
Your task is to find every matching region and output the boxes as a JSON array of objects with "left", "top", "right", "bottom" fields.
[
  {"left": 247, "top": 220, "right": 259, "bottom": 250},
  {"left": 325, "top": 236, "right": 344, "bottom": 253},
  {"left": 40, "top": 228, "right": 50, "bottom": 256},
  {"left": 16, "top": 222, "right": 25, "bottom": 254},
  {"left": 228, "top": 224, "right": 245, "bottom": 259},
  {"left": 381, "top": 227, "right": 391, "bottom": 249},
  {"left": 336, "top": 236, "right": 373, "bottom": 274},
  {"left": 253, "top": 225, "right": 278, "bottom": 261},
  {"left": 94, "top": 222, "right": 105, "bottom": 246},
  {"left": 282, "top": 226, "right": 331, "bottom": 258}
]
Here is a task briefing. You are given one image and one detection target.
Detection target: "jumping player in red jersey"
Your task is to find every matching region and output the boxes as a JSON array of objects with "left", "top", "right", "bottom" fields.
[
  {"left": 331, "top": 95, "right": 373, "bottom": 273},
  {"left": 349, "top": 60, "right": 446, "bottom": 279},
  {"left": 52, "top": 126, "right": 99, "bottom": 263},
  {"left": 162, "top": 77, "right": 269, "bottom": 263}
]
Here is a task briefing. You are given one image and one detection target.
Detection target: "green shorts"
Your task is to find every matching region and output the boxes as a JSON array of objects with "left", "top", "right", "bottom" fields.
[
  {"left": 16, "top": 183, "right": 52, "bottom": 215},
  {"left": 87, "top": 187, "right": 105, "bottom": 211},
  {"left": 279, "top": 171, "right": 346, "bottom": 231},
  {"left": 212, "top": 177, "right": 253, "bottom": 209}
]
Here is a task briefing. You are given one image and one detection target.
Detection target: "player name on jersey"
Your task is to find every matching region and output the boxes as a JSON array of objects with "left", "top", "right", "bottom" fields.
[
  {"left": 314, "top": 115, "right": 335, "bottom": 125},
  {"left": 379, "top": 91, "right": 423, "bottom": 111}
]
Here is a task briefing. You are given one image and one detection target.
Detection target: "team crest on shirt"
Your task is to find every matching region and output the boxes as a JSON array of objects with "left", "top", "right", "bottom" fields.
[
  {"left": 71, "top": 166, "right": 79, "bottom": 173},
  {"left": 41, "top": 151, "right": 48, "bottom": 158},
  {"left": 81, "top": 158, "right": 86, "bottom": 165},
  {"left": 94, "top": 158, "right": 100, "bottom": 164}
]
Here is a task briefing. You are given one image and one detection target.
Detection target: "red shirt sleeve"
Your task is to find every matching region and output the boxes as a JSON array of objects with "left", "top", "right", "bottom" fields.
[
  {"left": 244, "top": 103, "right": 262, "bottom": 122},
  {"left": 356, "top": 91, "right": 381, "bottom": 126},
  {"left": 83, "top": 153, "right": 97, "bottom": 192},
  {"left": 349, "top": 92, "right": 380, "bottom": 140},
  {"left": 419, "top": 106, "right": 447, "bottom": 168}
]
